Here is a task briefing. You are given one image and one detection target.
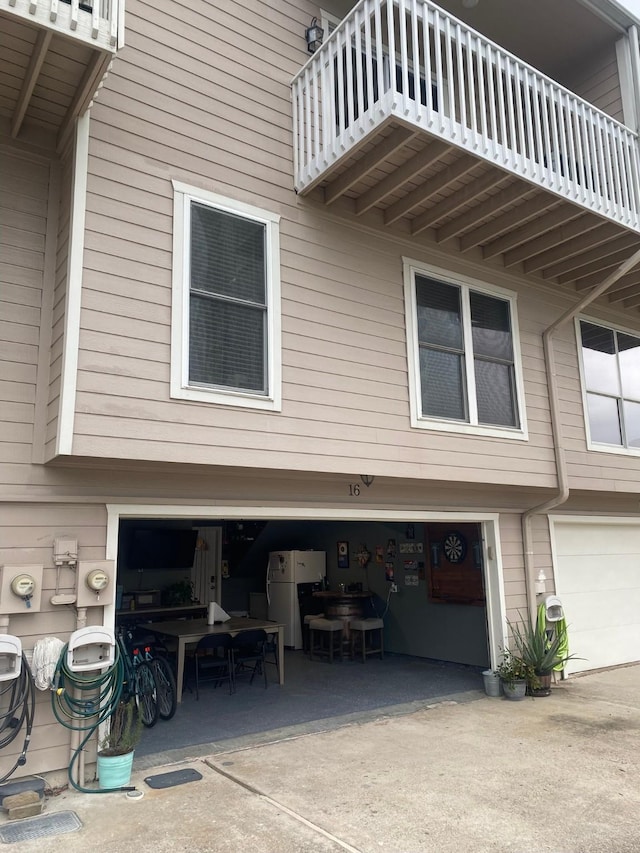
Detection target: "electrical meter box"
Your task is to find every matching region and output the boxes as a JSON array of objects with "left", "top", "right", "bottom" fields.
[
  {"left": 0, "top": 635, "right": 22, "bottom": 682},
  {"left": 75, "top": 560, "right": 116, "bottom": 608},
  {"left": 0, "top": 566, "right": 43, "bottom": 614},
  {"left": 66, "top": 626, "right": 116, "bottom": 672}
]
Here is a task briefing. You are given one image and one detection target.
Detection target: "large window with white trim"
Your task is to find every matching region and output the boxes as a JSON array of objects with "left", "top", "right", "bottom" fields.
[
  {"left": 171, "top": 183, "right": 281, "bottom": 410},
  {"left": 404, "top": 262, "right": 526, "bottom": 437},
  {"left": 580, "top": 319, "right": 640, "bottom": 450}
]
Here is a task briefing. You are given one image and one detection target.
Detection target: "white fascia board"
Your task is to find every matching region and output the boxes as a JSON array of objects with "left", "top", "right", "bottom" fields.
[{"left": 56, "top": 112, "right": 89, "bottom": 456}]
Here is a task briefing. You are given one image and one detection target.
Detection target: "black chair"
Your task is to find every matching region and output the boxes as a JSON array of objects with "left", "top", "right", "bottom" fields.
[
  {"left": 263, "top": 631, "right": 280, "bottom": 683},
  {"left": 297, "top": 582, "right": 324, "bottom": 653},
  {"left": 230, "top": 629, "right": 268, "bottom": 690},
  {"left": 194, "top": 633, "right": 233, "bottom": 699}
]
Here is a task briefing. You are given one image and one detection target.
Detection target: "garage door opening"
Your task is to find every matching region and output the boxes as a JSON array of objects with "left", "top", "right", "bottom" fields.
[{"left": 107, "top": 507, "right": 504, "bottom": 763}]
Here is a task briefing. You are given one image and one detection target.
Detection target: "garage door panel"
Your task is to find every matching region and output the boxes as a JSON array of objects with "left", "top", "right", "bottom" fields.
[
  {"left": 565, "top": 625, "right": 639, "bottom": 673},
  {"left": 555, "top": 524, "right": 640, "bottom": 557},
  {"left": 553, "top": 520, "right": 640, "bottom": 673},
  {"left": 556, "top": 558, "right": 640, "bottom": 594},
  {"left": 558, "top": 590, "right": 640, "bottom": 631}
]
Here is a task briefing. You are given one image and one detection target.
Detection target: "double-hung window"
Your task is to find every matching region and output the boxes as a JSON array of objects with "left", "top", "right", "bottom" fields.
[
  {"left": 404, "top": 261, "right": 526, "bottom": 438},
  {"left": 171, "top": 182, "right": 281, "bottom": 410},
  {"left": 579, "top": 319, "right": 640, "bottom": 452}
]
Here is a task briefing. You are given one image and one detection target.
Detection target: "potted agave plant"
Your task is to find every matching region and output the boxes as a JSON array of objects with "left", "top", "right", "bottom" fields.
[
  {"left": 97, "top": 698, "right": 142, "bottom": 789},
  {"left": 509, "top": 614, "right": 577, "bottom": 697}
]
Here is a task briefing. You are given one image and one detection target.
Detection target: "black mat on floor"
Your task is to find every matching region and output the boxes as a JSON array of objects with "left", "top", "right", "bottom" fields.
[{"left": 144, "top": 768, "right": 202, "bottom": 789}]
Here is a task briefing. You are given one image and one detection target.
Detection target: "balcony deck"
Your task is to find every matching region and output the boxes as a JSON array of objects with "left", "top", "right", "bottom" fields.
[
  {"left": 292, "top": 0, "right": 640, "bottom": 306},
  {"left": 0, "top": 0, "right": 123, "bottom": 151}
]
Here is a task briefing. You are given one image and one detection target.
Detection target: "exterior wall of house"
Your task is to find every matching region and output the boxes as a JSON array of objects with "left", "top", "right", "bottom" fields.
[
  {"left": 60, "top": 0, "right": 640, "bottom": 495},
  {"left": 0, "top": 146, "right": 50, "bottom": 485},
  {"left": 566, "top": 41, "right": 624, "bottom": 123},
  {"left": 1, "top": 0, "right": 639, "bottom": 780}
]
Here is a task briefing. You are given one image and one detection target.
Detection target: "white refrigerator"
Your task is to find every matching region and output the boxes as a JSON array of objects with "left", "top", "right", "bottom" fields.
[{"left": 266, "top": 550, "right": 326, "bottom": 649}]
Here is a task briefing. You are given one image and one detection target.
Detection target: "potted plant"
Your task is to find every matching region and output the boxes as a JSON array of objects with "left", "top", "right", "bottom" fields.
[
  {"left": 495, "top": 648, "right": 531, "bottom": 700},
  {"left": 509, "top": 614, "right": 577, "bottom": 697},
  {"left": 97, "top": 699, "right": 142, "bottom": 789},
  {"left": 161, "top": 579, "right": 195, "bottom": 606}
]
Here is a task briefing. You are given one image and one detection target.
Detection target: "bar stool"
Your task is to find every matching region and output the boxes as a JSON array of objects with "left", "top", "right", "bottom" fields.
[
  {"left": 303, "top": 613, "right": 324, "bottom": 654},
  {"left": 350, "top": 618, "right": 384, "bottom": 662},
  {"left": 309, "top": 618, "right": 343, "bottom": 663}
]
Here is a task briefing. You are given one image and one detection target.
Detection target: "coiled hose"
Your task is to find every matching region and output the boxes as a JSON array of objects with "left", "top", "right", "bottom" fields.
[
  {"left": 0, "top": 655, "right": 36, "bottom": 784},
  {"left": 50, "top": 642, "right": 126, "bottom": 794}
]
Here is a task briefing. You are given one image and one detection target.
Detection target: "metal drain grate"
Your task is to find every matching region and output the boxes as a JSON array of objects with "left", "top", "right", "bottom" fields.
[{"left": 0, "top": 811, "right": 82, "bottom": 844}]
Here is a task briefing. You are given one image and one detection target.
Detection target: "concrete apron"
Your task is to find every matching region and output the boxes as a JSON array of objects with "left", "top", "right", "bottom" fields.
[{"left": 5, "top": 664, "right": 640, "bottom": 853}]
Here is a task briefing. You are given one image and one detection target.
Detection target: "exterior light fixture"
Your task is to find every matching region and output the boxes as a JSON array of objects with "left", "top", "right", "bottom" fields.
[
  {"left": 360, "top": 474, "right": 375, "bottom": 488},
  {"left": 305, "top": 17, "right": 324, "bottom": 53}
]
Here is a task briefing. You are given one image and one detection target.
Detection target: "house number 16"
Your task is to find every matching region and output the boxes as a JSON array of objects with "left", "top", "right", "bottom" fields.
[{"left": 349, "top": 484, "right": 361, "bottom": 496}]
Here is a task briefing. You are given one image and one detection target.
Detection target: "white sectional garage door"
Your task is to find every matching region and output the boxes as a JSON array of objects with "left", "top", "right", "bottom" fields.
[{"left": 551, "top": 518, "right": 640, "bottom": 674}]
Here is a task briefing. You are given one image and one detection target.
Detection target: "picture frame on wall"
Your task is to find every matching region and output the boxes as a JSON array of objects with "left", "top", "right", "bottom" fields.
[{"left": 337, "top": 541, "right": 349, "bottom": 569}]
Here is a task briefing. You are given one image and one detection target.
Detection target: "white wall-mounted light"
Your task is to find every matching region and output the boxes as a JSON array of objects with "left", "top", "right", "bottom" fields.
[{"left": 305, "top": 17, "right": 324, "bottom": 53}]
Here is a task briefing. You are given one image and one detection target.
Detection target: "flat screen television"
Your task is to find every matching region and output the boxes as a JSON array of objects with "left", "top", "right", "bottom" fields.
[{"left": 128, "top": 528, "right": 198, "bottom": 570}]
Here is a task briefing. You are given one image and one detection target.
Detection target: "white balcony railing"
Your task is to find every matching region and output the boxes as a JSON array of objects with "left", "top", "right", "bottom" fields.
[
  {"left": 292, "top": 0, "right": 640, "bottom": 231},
  {"left": 2, "top": 0, "right": 123, "bottom": 50}
]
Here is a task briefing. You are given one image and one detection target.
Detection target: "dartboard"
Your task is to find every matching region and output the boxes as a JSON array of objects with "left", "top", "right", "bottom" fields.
[{"left": 442, "top": 531, "right": 467, "bottom": 564}]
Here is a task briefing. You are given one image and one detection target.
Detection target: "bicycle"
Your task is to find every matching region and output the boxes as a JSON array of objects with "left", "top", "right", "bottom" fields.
[
  {"left": 117, "top": 630, "right": 158, "bottom": 728},
  {"left": 123, "top": 629, "right": 177, "bottom": 722}
]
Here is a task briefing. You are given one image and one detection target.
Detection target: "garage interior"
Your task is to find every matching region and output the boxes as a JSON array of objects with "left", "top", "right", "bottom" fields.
[{"left": 115, "top": 516, "right": 491, "bottom": 761}]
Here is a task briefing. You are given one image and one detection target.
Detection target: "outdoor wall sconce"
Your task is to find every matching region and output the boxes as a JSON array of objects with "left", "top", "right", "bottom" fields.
[
  {"left": 305, "top": 17, "right": 324, "bottom": 53},
  {"left": 360, "top": 474, "right": 375, "bottom": 488}
]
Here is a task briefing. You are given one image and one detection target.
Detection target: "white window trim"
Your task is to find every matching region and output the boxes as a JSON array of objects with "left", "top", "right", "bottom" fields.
[
  {"left": 403, "top": 258, "right": 528, "bottom": 440},
  {"left": 576, "top": 314, "right": 640, "bottom": 457},
  {"left": 171, "top": 181, "right": 282, "bottom": 411}
]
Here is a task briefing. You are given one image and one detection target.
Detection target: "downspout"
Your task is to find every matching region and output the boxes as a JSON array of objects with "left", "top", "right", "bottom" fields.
[{"left": 522, "top": 246, "right": 640, "bottom": 623}]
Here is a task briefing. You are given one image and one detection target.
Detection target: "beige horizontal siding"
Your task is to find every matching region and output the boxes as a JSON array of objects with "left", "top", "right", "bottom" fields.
[
  {"left": 0, "top": 503, "right": 108, "bottom": 780},
  {"left": 568, "top": 44, "right": 624, "bottom": 123},
  {"left": 0, "top": 149, "right": 49, "bottom": 484}
]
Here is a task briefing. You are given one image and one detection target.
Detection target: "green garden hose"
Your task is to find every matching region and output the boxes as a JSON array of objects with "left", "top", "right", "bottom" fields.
[{"left": 51, "top": 642, "right": 127, "bottom": 794}]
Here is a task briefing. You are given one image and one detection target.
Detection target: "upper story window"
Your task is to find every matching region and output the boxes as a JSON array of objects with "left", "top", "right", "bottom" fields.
[
  {"left": 171, "top": 182, "right": 281, "bottom": 410},
  {"left": 403, "top": 260, "right": 527, "bottom": 439},
  {"left": 579, "top": 320, "right": 640, "bottom": 452}
]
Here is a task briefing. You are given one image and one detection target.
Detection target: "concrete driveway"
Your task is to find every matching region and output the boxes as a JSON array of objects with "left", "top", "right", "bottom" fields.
[{"left": 5, "top": 664, "right": 640, "bottom": 852}]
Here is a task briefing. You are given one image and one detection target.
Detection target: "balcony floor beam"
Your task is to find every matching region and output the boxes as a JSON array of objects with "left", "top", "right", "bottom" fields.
[
  {"left": 410, "top": 169, "right": 506, "bottom": 237},
  {"left": 324, "top": 127, "right": 417, "bottom": 206},
  {"left": 435, "top": 182, "right": 530, "bottom": 244},
  {"left": 523, "top": 223, "right": 622, "bottom": 274},
  {"left": 384, "top": 152, "right": 476, "bottom": 226},
  {"left": 541, "top": 234, "right": 639, "bottom": 280},
  {"left": 485, "top": 204, "right": 577, "bottom": 262},
  {"left": 459, "top": 194, "right": 553, "bottom": 253},
  {"left": 11, "top": 29, "right": 52, "bottom": 138},
  {"left": 502, "top": 213, "right": 599, "bottom": 268},
  {"left": 357, "top": 139, "right": 451, "bottom": 217}
]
